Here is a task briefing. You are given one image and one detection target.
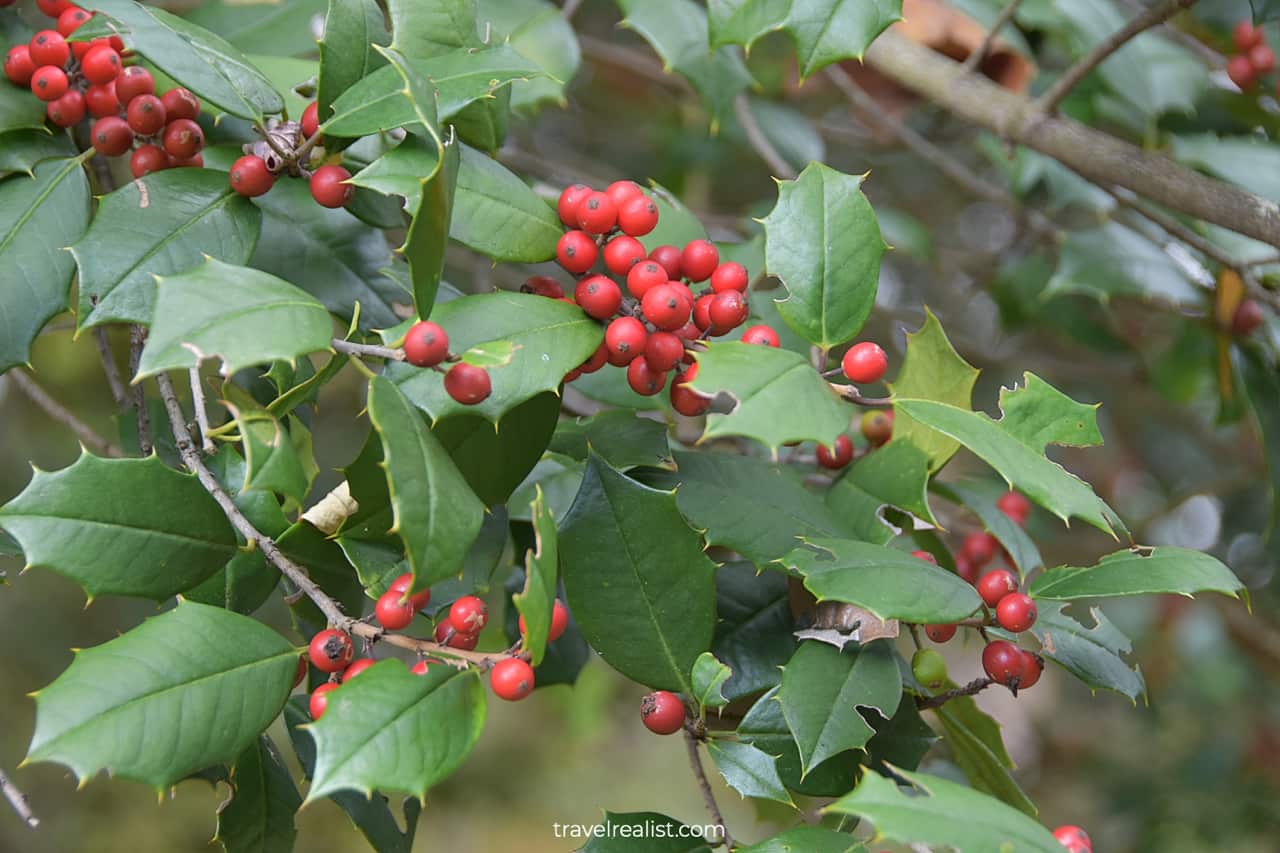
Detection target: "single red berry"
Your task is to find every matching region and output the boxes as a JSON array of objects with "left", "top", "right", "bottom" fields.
[
  {"left": 519, "top": 600, "right": 570, "bottom": 643},
  {"left": 996, "top": 592, "right": 1037, "bottom": 633},
  {"left": 444, "top": 363, "right": 492, "bottom": 405},
  {"left": 648, "top": 244, "right": 682, "bottom": 279},
  {"left": 434, "top": 621, "right": 480, "bottom": 650},
  {"left": 1234, "top": 20, "right": 1265, "bottom": 52},
  {"left": 603, "top": 235, "right": 646, "bottom": 276},
  {"left": 617, "top": 195, "right": 659, "bottom": 236},
  {"left": 90, "top": 115, "right": 133, "bottom": 156},
  {"left": 816, "top": 434, "right": 853, "bottom": 469},
  {"left": 162, "top": 117, "right": 203, "bottom": 158},
  {"left": 605, "top": 179, "right": 644, "bottom": 207},
  {"left": 710, "top": 261, "right": 749, "bottom": 293},
  {"left": 114, "top": 66, "right": 154, "bottom": 104},
  {"left": 80, "top": 43, "right": 120, "bottom": 84},
  {"left": 29, "top": 31, "right": 70, "bottom": 69},
  {"left": 860, "top": 409, "right": 893, "bottom": 445},
  {"left": 575, "top": 274, "right": 622, "bottom": 320},
  {"left": 982, "top": 639, "right": 1024, "bottom": 687},
  {"left": 46, "top": 89, "right": 84, "bottom": 127},
  {"left": 1228, "top": 54, "right": 1257, "bottom": 90},
  {"left": 448, "top": 595, "right": 488, "bottom": 634},
  {"left": 522, "top": 274, "right": 564, "bottom": 299},
  {"left": 227, "top": 154, "right": 275, "bottom": 198},
  {"left": 605, "top": 316, "right": 648, "bottom": 365},
  {"left": 309, "top": 164, "right": 353, "bottom": 208},
  {"left": 954, "top": 553, "right": 979, "bottom": 585},
  {"left": 1232, "top": 298, "right": 1265, "bottom": 335},
  {"left": 842, "top": 342, "right": 888, "bottom": 384},
  {"left": 308, "top": 628, "right": 354, "bottom": 673},
  {"left": 579, "top": 342, "right": 608, "bottom": 374},
  {"left": 129, "top": 144, "right": 167, "bottom": 178},
  {"left": 644, "top": 331, "right": 685, "bottom": 372},
  {"left": 293, "top": 655, "right": 308, "bottom": 688},
  {"left": 675, "top": 321, "right": 701, "bottom": 342},
  {"left": 388, "top": 572, "right": 431, "bottom": 611},
  {"left": 642, "top": 283, "right": 691, "bottom": 331},
  {"left": 691, "top": 293, "right": 714, "bottom": 332},
  {"left": 640, "top": 690, "right": 686, "bottom": 734},
  {"left": 56, "top": 7, "right": 91, "bottom": 37},
  {"left": 961, "top": 531, "right": 999, "bottom": 568},
  {"left": 160, "top": 87, "right": 200, "bottom": 121},
  {"left": 556, "top": 229, "right": 598, "bottom": 274},
  {"left": 1052, "top": 825, "right": 1091, "bottom": 852},
  {"left": 627, "top": 357, "right": 666, "bottom": 396},
  {"left": 30, "top": 65, "right": 69, "bottom": 102},
  {"left": 70, "top": 36, "right": 98, "bottom": 62},
  {"left": 300, "top": 100, "right": 320, "bottom": 138},
  {"left": 402, "top": 320, "right": 449, "bottom": 367},
  {"left": 563, "top": 367, "right": 583, "bottom": 384},
  {"left": 996, "top": 491, "right": 1031, "bottom": 525},
  {"left": 708, "top": 290, "right": 748, "bottom": 332},
  {"left": 925, "top": 623, "right": 957, "bottom": 643},
  {"left": 670, "top": 363, "right": 710, "bottom": 416},
  {"left": 911, "top": 549, "right": 938, "bottom": 565},
  {"left": 169, "top": 152, "right": 204, "bottom": 169},
  {"left": 84, "top": 82, "right": 119, "bottom": 117},
  {"left": 1018, "top": 650, "right": 1044, "bottom": 690},
  {"left": 410, "top": 659, "right": 435, "bottom": 675},
  {"left": 681, "top": 239, "right": 719, "bottom": 282},
  {"left": 309, "top": 682, "right": 338, "bottom": 719},
  {"left": 36, "top": 0, "right": 73, "bottom": 16},
  {"left": 375, "top": 589, "right": 416, "bottom": 630},
  {"left": 626, "top": 260, "right": 666, "bottom": 299},
  {"left": 490, "top": 657, "right": 535, "bottom": 701},
  {"left": 125, "top": 93, "right": 166, "bottom": 135},
  {"left": 740, "top": 324, "right": 780, "bottom": 346},
  {"left": 576, "top": 190, "right": 617, "bottom": 234},
  {"left": 1252, "top": 44, "right": 1277, "bottom": 72},
  {"left": 4, "top": 46, "right": 36, "bottom": 86},
  {"left": 342, "top": 658, "right": 375, "bottom": 682},
  {"left": 556, "top": 183, "right": 593, "bottom": 227},
  {"left": 977, "top": 568, "right": 1019, "bottom": 608}
]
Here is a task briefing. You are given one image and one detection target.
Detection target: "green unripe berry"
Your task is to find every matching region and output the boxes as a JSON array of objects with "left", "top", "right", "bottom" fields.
[{"left": 911, "top": 648, "right": 948, "bottom": 689}]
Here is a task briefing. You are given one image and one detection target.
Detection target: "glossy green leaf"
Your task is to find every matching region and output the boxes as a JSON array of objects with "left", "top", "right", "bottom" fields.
[
  {"left": 387, "top": 0, "right": 480, "bottom": 58},
  {"left": 0, "top": 82, "right": 47, "bottom": 135},
  {"left": 761, "top": 161, "right": 885, "bottom": 349},
  {"left": 737, "top": 686, "right": 861, "bottom": 797},
  {"left": 617, "top": 0, "right": 753, "bottom": 129},
  {"left": 737, "top": 826, "right": 864, "bottom": 853},
  {"left": 1030, "top": 546, "right": 1245, "bottom": 601},
  {"left": 886, "top": 309, "right": 980, "bottom": 470},
  {"left": 452, "top": 143, "right": 560, "bottom": 262},
  {"left": 560, "top": 456, "right": 717, "bottom": 693},
  {"left": 1031, "top": 601, "right": 1145, "bottom": 701},
  {"left": 866, "top": 694, "right": 937, "bottom": 772},
  {"left": 935, "top": 695, "right": 1035, "bottom": 817},
  {"left": 0, "top": 452, "right": 237, "bottom": 600},
  {"left": 689, "top": 342, "right": 849, "bottom": 452},
  {"left": 215, "top": 735, "right": 301, "bottom": 853},
  {"left": 706, "top": 739, "right": 793, "bottom": 806},
  {"left": 187, "top": 0, "right": 326, "bottom": 58},
  {"left": 223, "top": 386, "right": 314, "bottom": 511},
  {"left": 324, "top": 46, "right": 444, "bottom": 143},
  {"left": 75, "top": 169, "right": 262, "bottom": 329},
  {"left": 0, "top": 154, "right": 91, "bottom": 374},
  {"left": 0, "top": 130, "right": 75, "bottom": 178},
  {"left": 26, "top": 601, "right": 296, "bottom": 787},
  {"left": 244, "top": 54, "right": 317, "bottom": 121},
  {"left": 575, "top": 812, "right": 714, "bottom": 852},
  {"left": 709, "top": 0, "right": 901, "bottom": 76},
  {"left": 1170, "top": 134, "right": 1280, "bottom": 204},
  {"left": 387, "top": 292, "right": 601, "bottom": 422},
  {"left": 477, "top": 0, "right": 579, "bottom": 111},
  {"left": 935, "top": 481, "right": 1044, "bottom": 579},
  {"left": 349, "top": 134, "right": 441, "bottom": 209},
  {"left": 779, "top": 640, "right": 901, "bottom": 775},
  {"left": 432, "top": 391, "right": 560, "bottom": 506},
  {"left": 782, "top": 539, "right": 983, "bottom": 624},
  {"left": 403, "top": 136, "right": 457, "bottom": 315},
  {"left": 712, "top": 563, "right": 796, "bottom": 702},
  {"left": 691, "top": 652, "right": 732, "bottom": 710},
  {"left": 451, "top": 86, "right": 509, "bottom": 152},
  {"left": 826, "top": 767, "right": 1063, "bottom": 852},
  {"left": 89, "top": 0, "right": 283, "bottom": 120},
  {"left": 549, "top": 410, "right": 671, "bottom": 470},
  {"left": 830, "top": 437, "right": 937, "bottom": 529},
  {"left": 136, "top": 258, "right": 332, "bottom": 378},
  {"left": 514, "top": 487, "right": 559, "bottom": 666},
  {"left": 708, "top": 0, "right": 791, "bottom": 52},
  {"left": 304, "top": 661, "right": 486, "bottom": 801},
  {"left": 318, "top": 0, "right": 390, "bottom": 119},
  {"left": 1046, "top": 223, "right": 1200, "bottom": 306}
]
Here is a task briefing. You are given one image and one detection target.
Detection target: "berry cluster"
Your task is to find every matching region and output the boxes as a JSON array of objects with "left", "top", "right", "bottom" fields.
[
  {"left": 228, "top": 100, "right": 355, "bottom": 210},
  {"left": 1226, "top": 20, "right": 1276, "bottom": 92},
  {"left": 399, "top": 319, "right": 493, "bottom": 406},
  {"left": 2, "top": 4, "right": 209, "bottom": 176}
]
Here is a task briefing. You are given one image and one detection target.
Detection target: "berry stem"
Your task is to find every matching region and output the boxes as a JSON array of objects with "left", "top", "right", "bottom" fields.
[
  {"left": 916, "top": 676, "right": 995, "bottom": 710},
  {"left": 827, "top": 381, "right": 892, "bottom": 407},
  {"left": 683, "top": 728, "right": 733, "bottom": 849},
  {"left": 331, "top": 338, "right": 407, "bottom": 362}
]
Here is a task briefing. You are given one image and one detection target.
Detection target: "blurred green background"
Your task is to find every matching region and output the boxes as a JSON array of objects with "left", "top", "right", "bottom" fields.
[{"left": 4, "top": 0, "right": 1280, "bottom": 850}]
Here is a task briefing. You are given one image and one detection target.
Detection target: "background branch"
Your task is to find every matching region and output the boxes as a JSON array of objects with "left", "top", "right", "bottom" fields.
[
  {"left": 188, "top": 368, "right": 214, "bottom": 455},
  {"left": 127, "top": 326, "right": 151, "bottom": 455},
  {"left": 0, "top": 766, "right": 38, "bottom": 829},
  {"left": 961, "top": 0, "right": 1025, "bottom": 74},
  {"left": 7, "top": 370, "right": 121, "bottom": 457},
  {"left": 733, "top": 94, "right": 797, "bottom": 180},
  {"left": 92, "top": 328, "right": 129, "bottom": 410},
  {"left": 683, "top": 730, "right": 732, "bottom": 849}
]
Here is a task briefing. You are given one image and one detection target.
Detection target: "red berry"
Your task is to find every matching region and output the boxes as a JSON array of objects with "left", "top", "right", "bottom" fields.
[
  {"left": 227, "top": 154, "right": 275, "bottom": 198},
  {"left": 309, "top": 164, "right": 353, "bottom": 208},
  {"left": 36, "top": 0, "right": 73, "bottom": 15},
  {"left": 605, "top": 179, "right": 644, "bottom": 207},
  {"left": 670, "top": 363, "right": 710, "bottom": 416},
  {"left": 617, "top": 195, "right": 659, "bottom": 236},
  {"left": 1234, "top": 20, "right": 1265, "bottom": 52},
  {"left": 1233, "top": 298, "right": 1265, "bottom": 335},
  {"left": 995, "top": 592, "right": 1037, "bottom": 633},
  {"left": 292, "top": 655, "right": 308, "bottom": 688},
  {"left": 1052, "top": 825, "right": 1091, "bottom": 852},
  {"left": 30, "top": 65, "right": 68, "bottom": 102},
  {"left": 691, "top": 293, "right": 714, "bottom": 332},
  {"left": 160, "top": 87, "right": 200, "bottom": 121},
  {"left": 842, "top": 342, "right": 888, "bottom": 384},
  {"left": 579, "top": 343, "right": 609, "bottom": 374},
  {"left": 434, "top": 621, "right": 480, "bottom": 650},
  {"left": 388, "top": 572, "right": 431, "bottom": 611},
  {"left": 162, "top": 117, "right": 203, "bottom": 158},
  {"left": 342, "top": 658, "right": 375, "bottom": 681},
  {"left": 125, "top": 93, "right": 166, "bottom": 135},
  {"left": 575, "top": 274, "right": 622, "bottom": 320},
  {"left": 300, "top": 100, "right": 320, "bottom": 138},
  {"left": 1252, "top": 44, "right": 1277, "bottom": 72},
  {"left": 642, "top": 283, "right": 691, "bottom": 331},
  {"left": 308, "top": 628, "right": 354, "bottom": 673},
  {"left": 576, "top": 190, "right": 617, "bottom": 234},
  {"left": 522, "top": 274, "right": 564, "bottom": 299},
  {"left": 84, "top": 82, "right": 119, "bottom": 118},
  {"left": 56, "top": 7, "right": 91, "bottom": 37},
  {"left": 4, "top": 46, "right": 36, "bottom": 86},
  {"left": 309, "top": 682, "right": 338, "bottom": 719},
  {"left": 556, "top": 183, "right": 592, "bottom": 227},
  {"left": 129, "top": 145, "right": 167, "bottom": 178},
  {"left": 603, "top": 235, "right": 646, "bottom": 275},
  {"left": 860, "top": 409, "right": 893, "bottom": 445},
  {"left": 627, "top": 357, "right": 666, "bottom": 396},
  {"left": 410, "top": 659, "right": 433, "bottom": 675},
  {"left": 375, "top": 590, "right": 415, "bottom": 630},
  {"left": 80, "top": 43, "right": 121, "bottom": 84},
  {"left": 1018, "top": 649, "right": 1044, "bottom": 690},
  {"left": 648, "top": 244, "right": 682, "bottom": 278},
  {"left": 90, "top": 115, "right": 133, "bottom": 156},
  {"left": 911, "top": 549, "right": 938, "bottom": 565},
  {"left": 954, "top": 553, "right": 979, "bottom": 585},
  {"left": 625, "top": 260, "right": 665, "bottom": 299},
  {"left": 644, "top": 331, "right": 684, "bottom": 372},
  {"left": 816, "top": 434, "right": 853, "bottom": 469},
  {"left": 169, "top": 152, "right": 204, "bottom": 169},
  {"left": 981, "top": 640, "right": 1024, "bottom": 687},
  {"left": 444, "top": 363, "right": 491, "bottom": 405},
  {"left": 519, "top": 599, "right": 570, "bottom": 643},
  {"left": 740, "top": 324, "right": 780, "bottom": 346},
  {"left": 977, "top": 568, "right": 1019, "bottom": 608},
  {"left": 1228, "top": 54, "right": 1257, "bottom": 90},
  {"left": 114, "top": 67, "right": 154, "bottom": 104},
  {"left": 925, "top": 623, "right": 957, "bottom": 643},
  {"left": 681, "top": 239, "right": 719, "bottom": 282},
  {"left": 402, "top": 320, "right": 449, "bottom": 367},
  {"left": 29, "top": 31, "right": 70, "bottom": 69},
  {"left": 46, "top": 89, "right": 84, "bottom": 127},
  {"left": 996, "top": 491, "right": 1031, "bottom": 525},
  {"left": 961, "top": 531, "right": 999, "bottom": 568},
  {"left": 556, "top": 229, "right": 598, "bottom": 274},
  {"left": 490, "top": 657, "right": 535, "bottom": 701},
  {"left": 605, "top": 316, "right": 647, "bottom": 365},
  {"left": 708, "top": 290, "right": 748, "bottom": 332},
  {"left": 640, "top": 690, "right": 685, "bottom": 734},
  {"left": 710, "top": 261, "right": 749, "bottom": 293},
  {"left": 448, "top": 595, "right": 488, "bottom": 634}
]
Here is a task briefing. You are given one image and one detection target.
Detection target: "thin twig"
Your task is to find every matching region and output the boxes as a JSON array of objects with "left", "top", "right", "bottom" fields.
[
  {"left": 1114, "top": 0, "right": 1224, "bottom": 68},
  {"left": 733, "top": 94, "right": 797, "bottom": 180},
  {"left": 127, "top": 326, "right": 151, "bottom": 455},
  {"left": 7, "top": 370, "right": 121, "bottom": 457},
  {"left": 828, "top": 382, "right": 893, "bottom": 407},
  {"left": 1037, "top": 0, "right": 1199, "bottom": 114},
  {"left": 92, "top": 327, "right": 129, "bottom": 409},
  {"left": 561, "top": 0, "right": 583, "bottom": 19},
  {"left": 961, "top": 0, "right": 1025, "bottom": 74},
  {"left": 917, "top": 677, "right": 994, "bottom": 710},
  {"left": 683, "top": 730, "right": 733, "bottom": 849},
  {"left": 332, "top": 338, "right": 406, "bottom": 361},
  {"left": 0, "top": 767, "right": 37, "bottom": 829},
  {"left": 188, "top": 368, "right": 215, "bottom": 455}
]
